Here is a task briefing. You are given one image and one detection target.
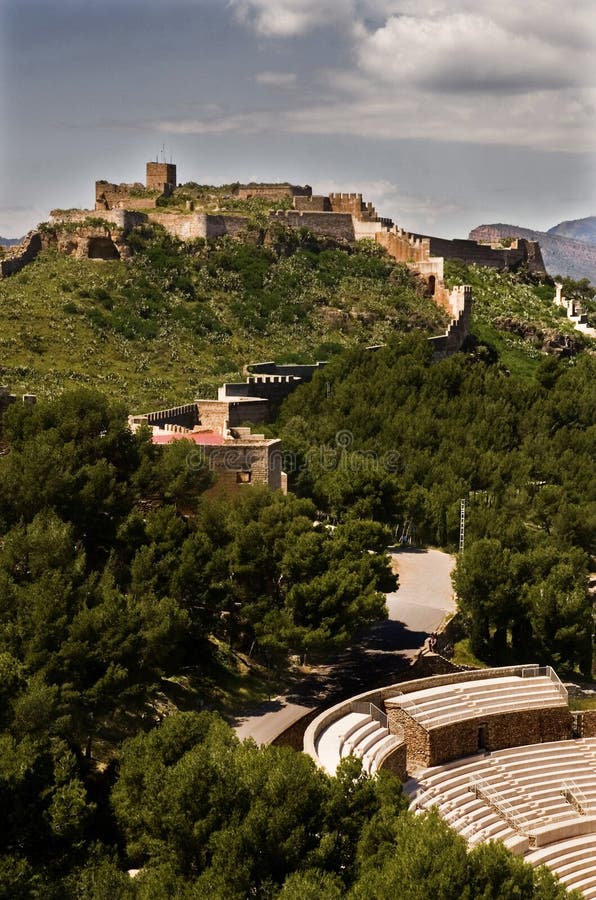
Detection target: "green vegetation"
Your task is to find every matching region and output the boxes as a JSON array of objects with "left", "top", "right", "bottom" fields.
[
  {"left": 1, "top": 224, "right": 595, "bottom": 895},
  {"left": 276, "top": 336, "right": 594, "bottom": 677},
  {"left": 0, "top": 226, "right": 446, "bottom": 407},
  {"left": 157, "top": 181, "right": 296, "bottom": 223},
  {"left": 0, "top": 390, "right": 575, "bottom": 897},
  {"left": 444, "top": 261, "right": 595, "bottom": 369}
]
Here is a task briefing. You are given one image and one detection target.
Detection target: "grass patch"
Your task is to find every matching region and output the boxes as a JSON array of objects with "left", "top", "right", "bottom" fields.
[
  {"left": 568, "top": 696, "right": 596, "bottom": 711},
  {"left": 451, "top": 638, "right": 490, "bottom": 669}
]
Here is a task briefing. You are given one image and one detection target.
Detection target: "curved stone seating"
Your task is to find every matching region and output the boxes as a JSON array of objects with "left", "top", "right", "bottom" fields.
[
  {"left": 526, "top": 830, "right": 596, "bottom": 897},
  {"left": 408, "top": 740, "right": 596, "bottom": 895},
  {"left": 313, "top": 708, "right": 402, "bottom": 777},
  {"left": 387, "top": 675, "right": 567, "bottom": 731}
]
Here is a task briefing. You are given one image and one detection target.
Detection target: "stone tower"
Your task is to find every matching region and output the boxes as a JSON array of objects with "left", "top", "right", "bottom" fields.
[{"left": 146, "top": 161, "right": 177, "bottom": 196}]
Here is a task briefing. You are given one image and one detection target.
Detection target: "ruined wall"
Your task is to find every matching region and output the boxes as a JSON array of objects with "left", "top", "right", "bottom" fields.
[
  {"left": 50, "top": 209, "right": 148, "bottom": 231},
  {"left": 50, "top": 224, "right": 131, "bottom": 261},
  {"left": 269, "top": 210, "right": 355, "bottom": 241},
  {"left": 237, "top": 183, "right": 311, "bottom": 200},
  {"left": 95, "top": 181, "right": 158, "bottom": 211},
  {"left": 413, "top": 234, "right": 546, "bottom": 274},
  {"left": 0, "top": 231, "right": 42, "bottom": 277}
]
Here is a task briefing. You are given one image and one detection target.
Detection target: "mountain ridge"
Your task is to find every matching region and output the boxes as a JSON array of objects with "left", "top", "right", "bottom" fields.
[{"left": 469, "top": 219, "right": 596, "bottom": 284}]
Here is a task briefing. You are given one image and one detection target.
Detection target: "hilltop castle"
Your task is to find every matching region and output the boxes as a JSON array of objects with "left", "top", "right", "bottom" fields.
[{"left": 1, "top": 159, "right": 549, "bottom": 360}]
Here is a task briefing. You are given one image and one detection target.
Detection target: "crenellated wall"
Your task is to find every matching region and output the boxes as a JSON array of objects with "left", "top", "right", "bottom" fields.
[{"left": 374, "top": 225, "right": 431, "bottom": 263}]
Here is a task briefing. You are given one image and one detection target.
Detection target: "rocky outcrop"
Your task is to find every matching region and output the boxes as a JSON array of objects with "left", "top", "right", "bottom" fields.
[
  {"left": 493, "top": 316, "right": 586, "bottom": 357},
  {"left": 0, "top": 231, "right": 42, "bottom": 277}
]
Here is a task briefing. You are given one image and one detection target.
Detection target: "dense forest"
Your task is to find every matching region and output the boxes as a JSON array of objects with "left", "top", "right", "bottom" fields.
[
  {"left": 0, "top": 389, "right": 579, "bottom": 897},
  {"left": 0, "top": 221, "right": 594, "bottom": 895},
  {"left": 277, "top": 335, "right": 594, "bottom": 674}
]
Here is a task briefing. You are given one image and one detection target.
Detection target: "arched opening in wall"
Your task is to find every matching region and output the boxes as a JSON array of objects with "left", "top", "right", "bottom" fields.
[
  {"left": 427, "top": 275, "right": 436, "bottom": 296},
  {"left": 87, "top": 237, "right": 120, "bottom": 260}
]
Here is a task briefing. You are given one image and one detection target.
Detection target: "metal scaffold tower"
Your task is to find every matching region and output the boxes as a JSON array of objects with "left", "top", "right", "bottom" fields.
[{"left": 459, "top": 498, "right": 466, "bottom": 553}]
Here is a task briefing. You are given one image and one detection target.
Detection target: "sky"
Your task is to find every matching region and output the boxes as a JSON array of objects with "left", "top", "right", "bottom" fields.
[{"left": 1, "top": 0, "right": 595, "bottom": 238}]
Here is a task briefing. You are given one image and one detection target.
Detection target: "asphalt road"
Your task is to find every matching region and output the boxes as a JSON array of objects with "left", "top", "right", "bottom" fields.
[{"left": 231, "top": 546, "right": 456, "bottom": 744}]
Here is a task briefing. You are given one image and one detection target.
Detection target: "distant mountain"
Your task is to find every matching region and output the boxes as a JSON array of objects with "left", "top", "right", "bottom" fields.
[
  {"left": 468, "top": 222, "right": 596, "bottom": 285},
  {"left": 0, "top": 236, "right": 23, "bottom": 248},
  {"left": 547, "top": 216, "right": 596, "bottom": 245}
]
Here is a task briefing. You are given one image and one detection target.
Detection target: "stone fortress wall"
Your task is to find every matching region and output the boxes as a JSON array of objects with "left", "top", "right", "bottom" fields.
[{"left": 5, "top": 160, "right": 550, "bottom": 361}]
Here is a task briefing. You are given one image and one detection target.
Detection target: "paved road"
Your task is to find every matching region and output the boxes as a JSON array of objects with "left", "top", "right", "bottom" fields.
[{"left": 232, "top": 546, "right": 456, "bottom": 744}]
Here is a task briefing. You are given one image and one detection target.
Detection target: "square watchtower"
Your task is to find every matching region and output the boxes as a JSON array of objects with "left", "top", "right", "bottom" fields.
[{"left": 146, "top": 161, "right": 177, "bottom": 196}]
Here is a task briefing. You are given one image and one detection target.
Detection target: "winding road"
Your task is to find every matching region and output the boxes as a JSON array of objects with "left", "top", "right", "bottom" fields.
[{"left": 231, "top": 547, "right": 456, "bottom": 745}]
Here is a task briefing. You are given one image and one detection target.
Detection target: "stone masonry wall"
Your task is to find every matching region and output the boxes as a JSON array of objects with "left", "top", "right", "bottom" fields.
[
  {"left": 375, "top": 227, "right": 431, "bottom": 264},
  {"left": 379, "top": 743, "right": 408, "bottom": 781},
  {"left": 146, "top": 162, "right": 176, "bottom": 192},
  {"left": 205, "top": 440, "right": 282, "bottom": 492},
  {"left": 95, "top": 182, "right": 156, "bottom": 210},
  {"left": 0, "top": 231, "right": 42, "bottom": 277},
  {"left": 328, "top": 192, "right": 379, "bottom": 221},
  {"left": 294, "top": 195, "right": 332, "bottom": 212},
  {"left": 269, "top": 210, "right": 355, "bottom": 242},
  {"left": 414, "top": 234, "right": 546, "bottom": 275},
  {"left": 387, "top": 708, "right": 431, "bottom": 769},
  {"left": 237, "top": 184, "right": 311, "bottom": 200},
  {"left": 575, "top": 710, "right": 596, "bottom": 738},
  {"left": 148, "top": 212, "right": 249, "bottom": 241},
  {"left": 196, "top": 399, "right": 270, "bottom": 433},
  {"left": 387, "top": 704, "right": 572, "bottom": 770}
]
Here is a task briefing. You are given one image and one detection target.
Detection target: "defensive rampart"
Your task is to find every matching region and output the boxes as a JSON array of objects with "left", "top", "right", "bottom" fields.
[
  {"left": 411, "top": 233, "right": 546, "bottom": 274},
  {"left": 269, "top": 210, "right": 355, "bottom": 241}
]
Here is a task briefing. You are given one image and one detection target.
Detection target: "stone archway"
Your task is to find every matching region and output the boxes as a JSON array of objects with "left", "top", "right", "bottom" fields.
[{"left": 87, "top": 236, "right": 120, "bottom": 260}]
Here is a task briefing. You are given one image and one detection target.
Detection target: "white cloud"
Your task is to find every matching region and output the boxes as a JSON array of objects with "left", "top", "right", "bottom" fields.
[
  {"left": 356, "top": 14, "right": 583, "bottom": 94},
  {"left": 157, "top": 110, "right": 278, "bottom": 135},
  {"left": 229, "top": 0, "right": 353, "bottom": 37},
  {"left": 255, "top": 70, "right": 297, "bottom": 88}
]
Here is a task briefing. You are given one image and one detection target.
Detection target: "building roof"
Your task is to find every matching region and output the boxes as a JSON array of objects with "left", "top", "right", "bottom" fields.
[{"left": 152, "top": 431, "right": 225, "bottom": 446}]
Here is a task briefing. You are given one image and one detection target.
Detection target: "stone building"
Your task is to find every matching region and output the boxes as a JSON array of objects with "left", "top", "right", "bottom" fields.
[{"left": 128, "top": 396, "right": 287, "bottom": 495}]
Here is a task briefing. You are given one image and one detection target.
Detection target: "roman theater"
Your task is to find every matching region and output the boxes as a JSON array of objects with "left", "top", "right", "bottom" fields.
[{"left": 304, "top": 665, "right": 596, "bottom": 897}]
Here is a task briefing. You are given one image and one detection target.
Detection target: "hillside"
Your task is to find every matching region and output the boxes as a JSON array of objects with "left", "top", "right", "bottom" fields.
[
  {"left": 548, "top": 215, "right": 596, "bottom": 244},
  {"left": 442, "top": 260, "right": 594, "bottom": 376},
  {"left": 469, "top": 222, "right": 596, "bottom": 285},
  {"left": 0, "top": 224, "right": 447, "bottom": 407}
]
